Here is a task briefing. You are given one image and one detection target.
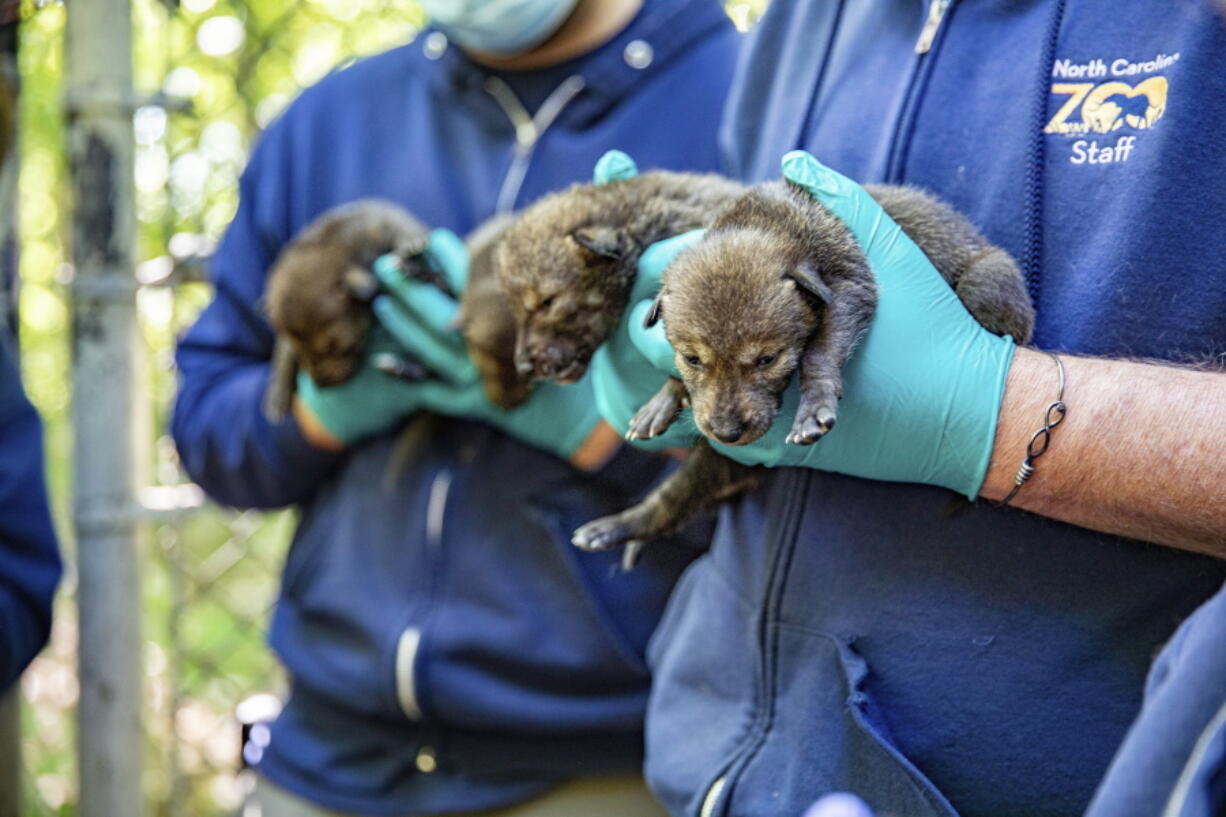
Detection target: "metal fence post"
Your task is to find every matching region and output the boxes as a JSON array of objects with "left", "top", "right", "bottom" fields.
[{"left": 66, "top": 0, "right": 144, "bottom": 813}]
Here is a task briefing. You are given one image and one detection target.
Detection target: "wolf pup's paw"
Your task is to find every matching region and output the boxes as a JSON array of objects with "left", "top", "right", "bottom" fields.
[
  {"left": 626, "top": 390, "right": 685, "bottom": 441},
  {"left": 787, "top": 403, "right": 837, "bottom": 445},
  {"left": 572, "top": 511, "right": 652, "bottom": 553}
]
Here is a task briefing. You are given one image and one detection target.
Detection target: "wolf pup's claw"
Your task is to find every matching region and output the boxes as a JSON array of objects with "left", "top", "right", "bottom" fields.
[
  {"left": 372, "top": 353, "right": 429, "bottom": 382},
  {"left": 627, "top": 391, "right": 684, "bottom": 440},
  {"left": 787, "top": 406, "right": 837, "bottom": 445},
  {"left": 621, "top": 540, "right": 647, "bottom": 572}
]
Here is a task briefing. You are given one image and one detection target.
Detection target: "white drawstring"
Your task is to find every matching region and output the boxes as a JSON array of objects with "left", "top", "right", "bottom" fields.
[{"left": 484, "top": 74, "right": 586, "bottom": 214}]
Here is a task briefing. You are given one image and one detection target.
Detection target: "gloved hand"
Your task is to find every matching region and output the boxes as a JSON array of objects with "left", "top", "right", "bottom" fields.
[
  {"left": 586, "top": 151, "right": 703, "bottom": 450},
  {"left": 297, "top": 228, "right": 601, "bottom": 458},
  {"left": 589, "top": 150, "right": 1017, "bottom": 499}
]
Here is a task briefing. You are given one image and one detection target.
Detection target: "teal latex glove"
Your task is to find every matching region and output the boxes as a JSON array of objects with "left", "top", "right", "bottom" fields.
[
  {"left": 588, "top": 150, "right": 1016, "bottom": 499},
  {"left": 589, "top": 150, "right": 706, "bottom": 450},
  {"left": 298, "top": 229, "right": 601, "bottom": 457},
  {"left": 589, "top": 230, "right": 705, "bottom": 452}
]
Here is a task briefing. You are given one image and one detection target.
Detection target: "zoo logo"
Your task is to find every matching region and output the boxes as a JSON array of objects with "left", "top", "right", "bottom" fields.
[{"left": 1045, "top": 77, "right": 1168, "bottom": 135}]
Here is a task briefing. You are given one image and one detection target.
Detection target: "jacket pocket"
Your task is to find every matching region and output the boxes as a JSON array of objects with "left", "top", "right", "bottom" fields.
[
  {"left": 723, "top": 625, "right": 960, "bottom": 817},
  {"left": 528, "top": 501, "right": 656, "bottom": 674},
  {"left": 645, "top": 554, "right": 703, "bottom": 672},
  {"left": 269, "top": 454, "right": 442, "bottom": 723},
  {"left": 644, "top": 556, "right": 761, "bottom": 817}
]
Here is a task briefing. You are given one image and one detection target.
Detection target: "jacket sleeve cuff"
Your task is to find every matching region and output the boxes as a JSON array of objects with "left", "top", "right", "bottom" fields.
[{"left": 267, "top": 406, "right": 347, "bottom": 484}]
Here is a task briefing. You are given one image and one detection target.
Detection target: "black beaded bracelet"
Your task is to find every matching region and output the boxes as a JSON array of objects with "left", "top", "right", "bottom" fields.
[{"left": 999, "top": 352, "right": 1066, "bottom": 506}]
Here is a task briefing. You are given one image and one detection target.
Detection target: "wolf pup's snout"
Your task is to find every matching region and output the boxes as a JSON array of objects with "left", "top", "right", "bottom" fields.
[
  {"left": 692, "top": 380, "right": 787, "bottom": 446},
  {"left": 514, "top": 327, "right": 588, "bottom": 383},
  {"left": 708, "top": 419, "right": 745, "bottom": 445},
  {"left": 543, "top": 344, "right": 588, "bottom": 383}
]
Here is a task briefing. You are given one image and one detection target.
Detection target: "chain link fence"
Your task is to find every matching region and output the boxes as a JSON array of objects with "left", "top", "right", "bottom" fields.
[{"left": 8, "top": 0, "right": 766, "bottom": 814}]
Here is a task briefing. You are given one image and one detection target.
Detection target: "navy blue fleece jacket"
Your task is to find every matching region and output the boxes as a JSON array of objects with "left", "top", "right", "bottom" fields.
[
  {"left": 171, "top": 2, "right": 738, "bottom": 814},
  {"left": 644, "top": 3, "right": 1226, "bottom": 817},
  {"left": 0, "top": 332, "right": 60, "bottom": 691}
]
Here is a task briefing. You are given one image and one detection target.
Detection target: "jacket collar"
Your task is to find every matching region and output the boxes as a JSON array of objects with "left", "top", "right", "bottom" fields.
[{"left": 423, "top": 0, "right": 732, "bottom": 126}]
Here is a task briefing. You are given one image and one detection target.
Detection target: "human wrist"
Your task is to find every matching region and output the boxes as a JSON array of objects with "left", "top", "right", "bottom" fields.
[
  {"left": 569, "top": 420, "right": 623, "bottom": 471},
  {"left": 292, "top": 396, "right": 346, "bottom": 451},
  {"left": 980, "top": 347, "right": 1057, "bottom": 502}
]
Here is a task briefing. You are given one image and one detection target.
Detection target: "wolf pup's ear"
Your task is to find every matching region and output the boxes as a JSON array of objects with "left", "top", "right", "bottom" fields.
[
  {"left": 571, "top": 226, "right": 627, "bottom": 261},
  {"left": 644, "top": 289, "right": 665, "bottom": 328},
  {"left": 786, "top": 262, "right": 834, "bottom": 305}
]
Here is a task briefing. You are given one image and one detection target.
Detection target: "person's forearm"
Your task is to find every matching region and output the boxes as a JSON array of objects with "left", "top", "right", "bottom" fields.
[
  {"left": 295, "top": 394, "right": 624, "bottom": 472},
  {"left": 570, "top": 420, "right": 623, "bottom": 471},
  {"left": 172, "top": 363, "right": 344, "bottom": 509},
  {"left": 980, "top": 347, "right": 1226, "bottom": 557},
  {"left": 293, "top": 396, "right": 345, "bottom": 451}
]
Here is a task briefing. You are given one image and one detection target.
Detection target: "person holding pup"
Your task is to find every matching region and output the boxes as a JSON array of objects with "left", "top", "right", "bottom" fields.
[
  {"left": 171, "top": 1, "right": 738, "bottom": 815},
  {"left": 593, "top": 3, "right": 1226, "bottom": 817}
]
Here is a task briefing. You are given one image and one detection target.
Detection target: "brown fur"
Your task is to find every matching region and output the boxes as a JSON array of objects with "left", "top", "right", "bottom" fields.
[
  {"left": 646, "top": 182, "right": 1035, "bottom": 447},
  {"left": 263, "top": 201, "right": 532, "bottom": 420},
  {"left": 263, "top": 199, "right": 434, "bottom": 419},
  {"left": 495, "top": 172, "right": 745, "bottom": 383},
  {"left": 568, "top": 178, "right": 1035, "bottom": 558},
  {"left": 458, "top": 214, "right": 533, "bottom": 409}
]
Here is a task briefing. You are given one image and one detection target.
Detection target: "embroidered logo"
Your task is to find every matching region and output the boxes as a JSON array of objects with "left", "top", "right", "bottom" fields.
[{"left": 1044, "top": 52, "right": 1178, "bottom": 165}]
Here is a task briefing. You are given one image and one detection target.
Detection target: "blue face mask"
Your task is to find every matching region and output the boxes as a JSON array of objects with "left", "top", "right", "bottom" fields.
[{"left": 419, "top": 0, "right": 582, "bottom": 56}]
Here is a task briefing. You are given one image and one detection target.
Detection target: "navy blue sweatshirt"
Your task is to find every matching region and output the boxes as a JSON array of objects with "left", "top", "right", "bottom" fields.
[
  {"left": 1086, "top": 580, "right": 1226, "bottom": 817},
  {"left": 644, "top": 3, "right": 1226, "bottom": 817},
  {"left": 170, "top": 2, "right": 738, "bottom": 814},
  {"left": 0, "top": 332, "right": 60, "bottom": 691}
]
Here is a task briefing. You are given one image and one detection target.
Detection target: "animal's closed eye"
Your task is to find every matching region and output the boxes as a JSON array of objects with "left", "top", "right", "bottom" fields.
[
  {"left": 539, "top": 295, "right": 556, "bottom": 311},
  {"left": 683, "top": 354, "right": 703, "bottom": 368},
  {"left": 755, "top": 354, "right": 776, "bottom": 368}
]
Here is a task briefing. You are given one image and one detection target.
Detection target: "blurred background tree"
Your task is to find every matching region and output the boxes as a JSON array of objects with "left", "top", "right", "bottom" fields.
[{"left": 11, "top": 0, "right": 768, "bottom": 814}]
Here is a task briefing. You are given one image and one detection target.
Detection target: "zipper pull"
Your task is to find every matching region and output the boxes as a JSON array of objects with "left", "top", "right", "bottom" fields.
[
  {"left": 699, "top": 776, "right": 727, "bottom": 817},
  {"left": 915, "top": 0, "right": 952, "bottom": 54},
  {"left": 484, "top": 76, "right": 537, "bottom": 149}
]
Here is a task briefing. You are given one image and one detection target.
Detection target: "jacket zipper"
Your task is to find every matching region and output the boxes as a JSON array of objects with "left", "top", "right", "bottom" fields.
[
  {"left": 914, "top": 0, "right": 952, "bottom": 54},
  {"left": 395, "top": 470, "right": 452, "bottom": 721},
  {"left": 395, "top": 627, "right": 424, "bottom": 720},
  {"left": 699, "top": 776, "right": 726, "bottom": 817},
  {"left": 886, "top": 0, "right": 955, "bottom": 182},
  {"left": 702, "top": 10, "right": 955, "bottom": 812},
  {"left": 696, "top": 469, "right": 812, "bottom": 817},
  {"left": 484, "top": 74, "right": 586, "bottom": 214}
]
